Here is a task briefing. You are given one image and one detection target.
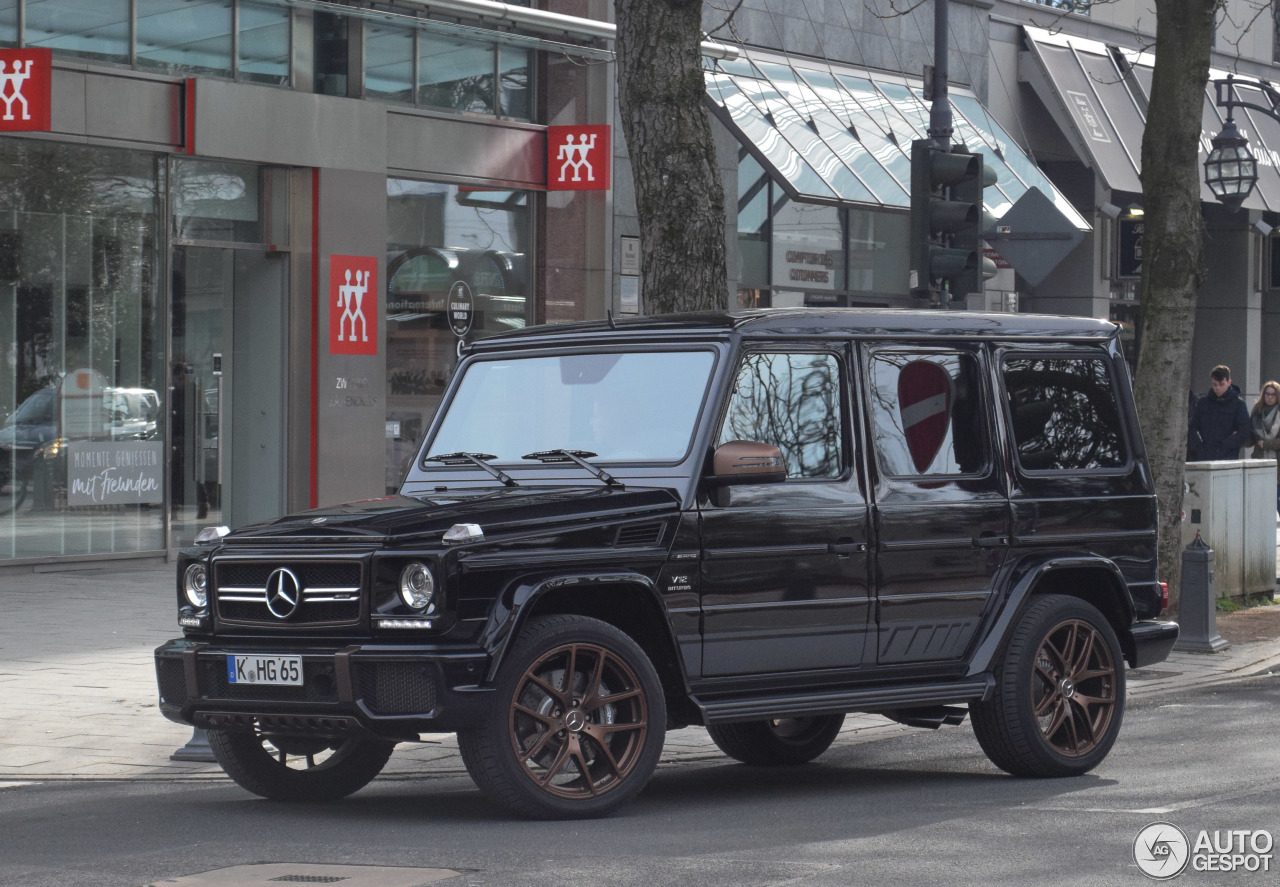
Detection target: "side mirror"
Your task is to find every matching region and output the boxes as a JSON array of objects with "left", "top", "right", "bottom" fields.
[{"left": 706, "top": 440, "right": 787, "bottom": 487}]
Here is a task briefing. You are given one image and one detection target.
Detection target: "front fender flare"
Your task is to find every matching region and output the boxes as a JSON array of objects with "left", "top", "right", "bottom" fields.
[{"left": 476, "top": 570, "right": 669, "bottom": 684}]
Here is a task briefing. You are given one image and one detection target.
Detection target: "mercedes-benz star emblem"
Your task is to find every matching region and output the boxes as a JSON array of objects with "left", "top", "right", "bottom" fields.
[{"left": 265, "top": 568, "right": 302, "bottom": 620}]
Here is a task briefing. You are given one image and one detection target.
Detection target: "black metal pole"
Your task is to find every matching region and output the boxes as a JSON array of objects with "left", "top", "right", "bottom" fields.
[{"left": 928, "top": 0, "right": 952, "bottom": 149}]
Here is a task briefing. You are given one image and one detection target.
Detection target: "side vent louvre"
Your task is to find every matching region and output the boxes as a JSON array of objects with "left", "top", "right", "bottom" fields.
[{"left": 614, "top": 523, "right": 664, "bottom": 547}]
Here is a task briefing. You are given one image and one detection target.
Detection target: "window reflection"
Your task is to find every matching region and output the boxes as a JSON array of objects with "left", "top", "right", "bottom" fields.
[
  {"left": 0, "top": 140, "right": 164, "bottom": 557},
  {"left": 719, "top": 352, "right": 843, "bottom": 479},
  {"left": 239, "top": 1, "right": 289, "bottom": 85},
  {"left": 136, "top": 0, "right": 232, "bottom": 77},
  {"left": 365, "top": 23, "right": 414, "bottom": 103},
  {"left": 869, "top": 351, "right": 986, "bottom": 477},
  {"left": 385, "top": 179, "right": 530, "bottom": 491},
  {"left": 420, "top": 33, "right": 494, "bottom": 114},
  {"left": 25, "top": 0, "right": 130, "bottom": 63},
  {"left": 1003, "top": 357, "right": 1126, "bottom": 471}
]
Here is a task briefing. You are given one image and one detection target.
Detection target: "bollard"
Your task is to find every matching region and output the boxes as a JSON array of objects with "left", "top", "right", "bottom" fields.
[
  {"left": 1173, "top": 531, "right": 1230, "bottom": 653},
  {"left": 170, "top": 726, "right": 217, "bottom": 762}
]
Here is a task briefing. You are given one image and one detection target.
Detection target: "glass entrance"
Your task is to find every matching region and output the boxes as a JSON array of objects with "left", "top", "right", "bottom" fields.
[{"left": 170, "top": 246, "right": 287, "bottom": 547}]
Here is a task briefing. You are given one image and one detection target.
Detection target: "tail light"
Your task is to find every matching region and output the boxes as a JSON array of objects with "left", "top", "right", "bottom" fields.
[{"left": 1159, "top": 581, "right": 1169, "bottom": 612}]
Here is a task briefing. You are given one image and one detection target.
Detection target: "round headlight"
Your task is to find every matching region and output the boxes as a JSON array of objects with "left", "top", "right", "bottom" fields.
[
  {"left": 183, "top": 563, "right": 208, "bottom": 608},
  {"left": 399, "top": 562, "right": 435, "bottom": 610}
]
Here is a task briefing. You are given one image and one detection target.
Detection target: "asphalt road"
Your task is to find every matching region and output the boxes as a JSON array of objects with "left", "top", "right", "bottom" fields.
[{"left": 3, "top": 675, "right": 1277, "bottom": 887}]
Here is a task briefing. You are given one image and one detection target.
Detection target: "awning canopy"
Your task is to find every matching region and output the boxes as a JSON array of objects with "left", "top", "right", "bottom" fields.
[
  {"left": 1021, "top": 26, "right": 1280, "bottom": 213},
  {"left": 704, "top": 52, "right": 1089, "bottom": 231}
]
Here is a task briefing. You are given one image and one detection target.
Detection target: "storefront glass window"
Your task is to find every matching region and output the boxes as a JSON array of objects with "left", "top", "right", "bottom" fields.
[
  {"left": 174, "top": 159, "right": 271, "bottom": 245},
  {"left": 136, "top": 0, "right": 232, "bottom": 77},
  {"left": 737, "top": 152, "right": 770, "bottom": 290},
  {"left": 365, "top": 22, "right": 414, "bottom": 103},
  {"left": 419, "top": 33, "right": 494, "bottom": 115},
  {"left": 385, "top": 179, "right": 531, "bottom": 491},
  {"left": 239, "top": 1, "right": 290, "bottom": 85},
  {"left": 770, "top": 198, "right": 844, "bottom": 296},
  {"left": 0, "top": 138, "right": 165, "bottom": 560},
  {"left": 847, "top": 208, "right": 909, "bottom": 296},
  {"left": 26, "top": 0, "right": 130, "bottom": 64},
  {"left": 499, "top": 45, "right": 531, "bottom": 120}
]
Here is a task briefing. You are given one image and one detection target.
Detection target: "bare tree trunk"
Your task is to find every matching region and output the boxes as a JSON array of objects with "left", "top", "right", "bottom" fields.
[
  {"left": 615, "top": 0, "right": 728, "bottom": 313},
  {"left": 1134, "top": 0, "right": 1218, "bottom": 615}
]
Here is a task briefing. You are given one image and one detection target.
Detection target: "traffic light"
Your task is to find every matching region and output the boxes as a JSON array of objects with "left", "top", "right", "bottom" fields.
[{"left": 909, "top": 140, "right": 998, "bottom": 304}]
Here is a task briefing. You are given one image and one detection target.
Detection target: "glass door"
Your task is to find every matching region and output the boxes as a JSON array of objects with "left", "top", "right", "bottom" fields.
[{"left": 170, "top": 245, "right": 287, "bottom": 547}]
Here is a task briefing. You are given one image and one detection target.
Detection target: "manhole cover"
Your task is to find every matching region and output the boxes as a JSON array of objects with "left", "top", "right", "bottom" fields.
[
  {"left": 1127, "top": 668, "right": 1181, "bottom": 681},
  {"left": 151, "top": 864, "right": 459, "bottom": 887}
]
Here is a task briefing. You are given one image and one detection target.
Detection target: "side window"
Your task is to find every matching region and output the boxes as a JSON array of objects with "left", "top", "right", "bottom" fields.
[
  {"left": 717, "top": 352, "right": 843, "bottom": 479},
  {"left": 868, "top": 351, "right": 987, "bottom": 477},
  {"left": 1003, "top": 356, "right": 1127, "bottom": 471}
]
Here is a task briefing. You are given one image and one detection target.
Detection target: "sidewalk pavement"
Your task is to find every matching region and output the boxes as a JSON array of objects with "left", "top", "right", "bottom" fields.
[{"left": 2, "top": 561, "right": 1279, "bottom": 789}]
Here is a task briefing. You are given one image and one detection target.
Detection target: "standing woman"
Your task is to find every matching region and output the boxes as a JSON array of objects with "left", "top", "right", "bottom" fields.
[{"left": 1250, "top": 381, "right": 1280, "bottom": 515}]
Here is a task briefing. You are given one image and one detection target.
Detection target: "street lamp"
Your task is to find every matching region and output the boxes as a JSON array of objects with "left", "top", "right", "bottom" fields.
[{"left": 1206, "top": 75, "right": 1260, "bottom": 213}]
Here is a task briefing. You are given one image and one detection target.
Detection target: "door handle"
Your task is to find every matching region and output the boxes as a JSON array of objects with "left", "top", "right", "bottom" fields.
[
  {"left": 829, "top": 541, "right": 866, "bottom": 556},
  {"left": 974, "top": 534, "right": 1008, "bottom": 548}
]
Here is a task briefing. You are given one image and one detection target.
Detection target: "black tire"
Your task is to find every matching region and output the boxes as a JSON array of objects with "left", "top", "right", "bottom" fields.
[
  {"left": 707, "top": 714, "right": 845, "bottom": 766},
  {"left": 457, "top": 614, "right": 667, "bottom": 819},
  {"left": 208, "top": 729, "right": 395, "bottom": 801},
  {"left": 970, "top": 594, "right": 1125, "bottom": 778}
]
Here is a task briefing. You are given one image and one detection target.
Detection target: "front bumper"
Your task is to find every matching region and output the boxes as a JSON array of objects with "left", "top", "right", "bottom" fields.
[
  {"left": 154, "top": 638, "right": 493, "bottom": 740},
  {"left": 1125, "top": 619, "right": 1180, "bottom": 669}
]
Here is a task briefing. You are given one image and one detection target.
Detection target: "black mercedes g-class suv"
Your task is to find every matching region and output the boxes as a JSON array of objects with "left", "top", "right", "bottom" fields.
[{"left": 155, "top": 309, "right": 1178, "bottom": 819}]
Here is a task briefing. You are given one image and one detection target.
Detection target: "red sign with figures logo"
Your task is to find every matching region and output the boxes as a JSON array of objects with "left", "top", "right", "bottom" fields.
[
  {"left": 898, "top": 360, "right": 952, "bottom": 473},
  {"left": 0, "top": 48, "right": 52, "bottom": 132},
  {"left": 547, "top": 124, "right": 610, "bottom": 191},
  {"left": 329, "top": 255, "right": 378, "bottom": 355}
]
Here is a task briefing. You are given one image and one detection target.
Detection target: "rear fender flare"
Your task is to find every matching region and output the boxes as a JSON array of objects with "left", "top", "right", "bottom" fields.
[{"left": 967, "top": 554, "right": 1135, "bottom": 676}]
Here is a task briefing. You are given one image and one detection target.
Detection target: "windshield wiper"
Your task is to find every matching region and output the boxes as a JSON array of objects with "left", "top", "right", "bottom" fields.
[
  {"left": 425, "top": 452, "right": 518, "bottom": 487},
  {"left": 522, "top": 449, "right": 623, "bottom": 488}
]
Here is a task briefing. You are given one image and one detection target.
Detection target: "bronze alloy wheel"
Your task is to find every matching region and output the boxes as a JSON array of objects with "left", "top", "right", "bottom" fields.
[
  {"left": 1030, "top": 617, "right": 1118, "bottom": 758},
  {"left": 508, "top": 641, "right": 649, "bottom": 800}
]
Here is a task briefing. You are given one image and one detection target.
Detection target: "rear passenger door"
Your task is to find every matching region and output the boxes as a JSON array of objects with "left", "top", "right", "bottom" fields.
[
  {"left": 698, "top": 346, "right": 871, "bottom": 676},
  {"left": 863, "top": 345, "right": 1010, "bottom": 666},
  {"left": 1000, "top": 348, "right": 1151, "bottom": 579}
]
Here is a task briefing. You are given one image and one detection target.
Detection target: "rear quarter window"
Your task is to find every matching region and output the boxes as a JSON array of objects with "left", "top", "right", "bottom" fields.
[{"left": 1002, "top": 355, "right": 1127, "bottom": 471}]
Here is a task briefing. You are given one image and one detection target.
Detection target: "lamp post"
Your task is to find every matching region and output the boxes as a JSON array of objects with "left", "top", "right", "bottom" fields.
[{"left": 1205, "top": 75, "right": 1261, "bottom": 212}]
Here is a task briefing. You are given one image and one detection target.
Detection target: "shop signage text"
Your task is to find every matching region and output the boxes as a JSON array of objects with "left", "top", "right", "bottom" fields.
[
  {"left": 66, "top": 441, "right": 165, "bottom": 506},
  {"left": 0, "top": 48, "right": 52, "bottom": 133},
  {"left": 548, "top": 124, "right": 611, "bottom": 191},
  {"left": 329, "top": 254, "right": 378, "bottom": 355},
  {"left": 447, "top": 280, "right": 475, "bottom": 337}
]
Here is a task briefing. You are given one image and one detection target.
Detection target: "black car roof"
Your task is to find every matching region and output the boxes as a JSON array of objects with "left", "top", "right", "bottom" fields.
[{"left": 468, "top": 308, "right": 1118, "bottom": 351}]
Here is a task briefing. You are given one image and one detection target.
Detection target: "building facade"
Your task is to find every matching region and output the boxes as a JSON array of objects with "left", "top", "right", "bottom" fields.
[
  {"left": 5, "top": 0, "right": 1278, "bottom": 568},
  {"left": 0, "top": 0, "right": 614, "bottom": 566}
]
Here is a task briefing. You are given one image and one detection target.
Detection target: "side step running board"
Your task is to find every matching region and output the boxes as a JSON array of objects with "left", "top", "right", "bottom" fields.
[{"left": 693, "top": 677, "right": 993, "bottom": 725}]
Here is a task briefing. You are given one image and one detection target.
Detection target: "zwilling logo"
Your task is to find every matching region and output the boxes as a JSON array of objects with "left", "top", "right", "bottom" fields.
[
  {"left": 0, "top": 49, "right": 52, "bottom": 133},
  {"left": 1066, "top": 90, "right": 1110, "bottom": 143},
  {"left": 548, "top": 124, "right": 611, "bottom": 191},
  {"left": 329, "top": 255, "right": 378, "bottom": 356}
]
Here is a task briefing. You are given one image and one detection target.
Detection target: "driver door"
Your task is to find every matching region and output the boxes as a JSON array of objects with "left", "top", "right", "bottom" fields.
[{"left": 698, "top": 347, "right": 871, "bottom": 676}]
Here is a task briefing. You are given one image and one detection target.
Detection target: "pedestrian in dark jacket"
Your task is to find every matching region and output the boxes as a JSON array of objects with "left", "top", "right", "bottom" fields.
[{"left": 1188, "top": 364, "right": 1252, "bottom": 460}]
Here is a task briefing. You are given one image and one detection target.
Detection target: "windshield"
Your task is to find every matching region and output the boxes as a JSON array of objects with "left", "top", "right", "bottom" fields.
[{"left": 427, "top": 350, "right": 717, "bottom": 464}]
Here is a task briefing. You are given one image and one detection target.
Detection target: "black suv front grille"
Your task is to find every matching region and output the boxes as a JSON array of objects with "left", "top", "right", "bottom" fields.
[
  {"left": 357, "top": 662, "right": 438, "bottom": 715},
  {"left": 214, "top": 560, "right": 363, "bottom": 627}
]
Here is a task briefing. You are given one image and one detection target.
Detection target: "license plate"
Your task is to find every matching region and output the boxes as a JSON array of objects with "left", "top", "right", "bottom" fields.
[{"left": 226, "top": 654, "right": 303, "bottom": 686}]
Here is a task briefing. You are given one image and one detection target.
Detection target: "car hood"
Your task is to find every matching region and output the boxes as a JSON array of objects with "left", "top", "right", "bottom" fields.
[{"left": 219, "top": 486, "right": 682, "bottom": 545}]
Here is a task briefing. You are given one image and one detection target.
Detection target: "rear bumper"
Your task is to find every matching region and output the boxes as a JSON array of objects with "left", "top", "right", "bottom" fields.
[
  {"left": 154, "top": 638, "right": 493, "bottom": 740},
  {"left": 1124, "top": 619, "right": 1180, "bottom": 669}
]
